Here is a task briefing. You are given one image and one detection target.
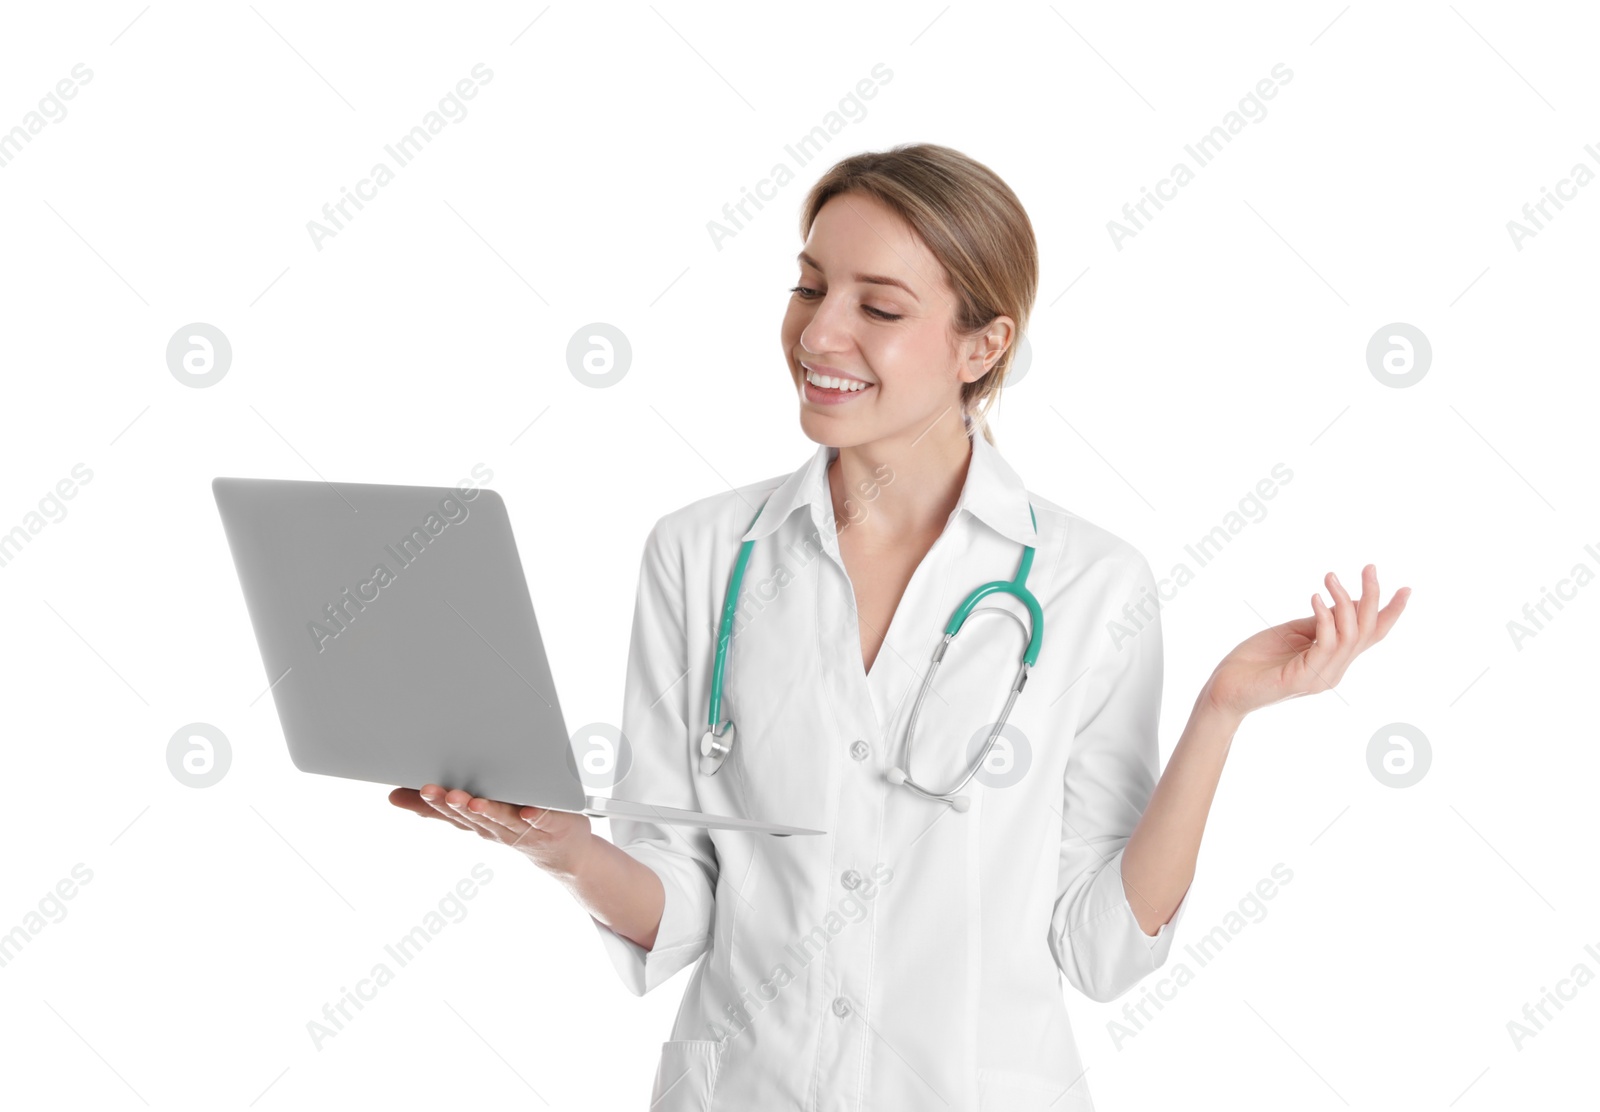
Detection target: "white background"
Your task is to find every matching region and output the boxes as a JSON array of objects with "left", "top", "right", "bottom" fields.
[{"left": 1, "top": 2, "right": 1595, "bottom": 1108}]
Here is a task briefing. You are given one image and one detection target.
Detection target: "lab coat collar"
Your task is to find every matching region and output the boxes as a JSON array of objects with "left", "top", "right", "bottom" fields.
[{"left": 739, "top": 415, "right": 1039, "bottom": 548}]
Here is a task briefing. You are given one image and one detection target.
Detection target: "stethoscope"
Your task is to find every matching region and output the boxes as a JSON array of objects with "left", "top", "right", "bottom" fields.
[{"left": 699, "top": 494, "right": 1043, "bottom": 811}]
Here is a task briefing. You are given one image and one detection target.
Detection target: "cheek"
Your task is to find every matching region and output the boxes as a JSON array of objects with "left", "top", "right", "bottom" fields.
[{"left": 860, "top": 329, "right": 936, "bottom": 387}]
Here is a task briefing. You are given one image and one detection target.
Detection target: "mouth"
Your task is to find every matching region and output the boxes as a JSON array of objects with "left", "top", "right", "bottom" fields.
[{"left": 801, "top": 364, "right": 876, "bottom": 405}]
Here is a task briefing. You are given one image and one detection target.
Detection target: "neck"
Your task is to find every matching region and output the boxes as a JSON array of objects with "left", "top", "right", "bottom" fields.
[{"left": 828, "top": 410, "right": 973, "bottom": 545}]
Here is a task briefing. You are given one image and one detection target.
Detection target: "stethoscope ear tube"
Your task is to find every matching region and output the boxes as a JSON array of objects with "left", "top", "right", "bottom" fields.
[
  {"left": 895, "top": 657, "right": 1031, "bottom": 809},
  {"left": 702, "top": 500, "right": 766, "bottom": 774}
]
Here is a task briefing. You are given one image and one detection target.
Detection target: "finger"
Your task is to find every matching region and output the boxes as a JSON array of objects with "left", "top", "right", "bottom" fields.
[
  {"left": 389, "top": 786, "right": 431, "bottom": 815},
  {"left": 468, "top": 796, "right": 527, "bottom": 831},
  {"left": 390, "top": 787, "right": 470, "bottom": 832},
  {"left": 1325, "top": 571, "right": 1358, "bottom": 652},
  {"left": 1354, "top": 564, "right": 1379, "bottom": 642},
  {"left": 1372, "top": 585, "right": 1412, "bottom": 642},
  {"left": 1327, "top": 571, "right": 1363, "bottom": 678},
  {"left": 469, "top": 796, "right": 550, "bottom": 848},
  {"left": 391, "top": 786, "right": 464, "bottom": 823},
  {"left": 1305, "top": 590, "right": 1337, "bottom": 685},
  {"left": 491, "top": 799, "right": 566, "bottom": 835},
  {"left": 417, "top": 784, "right": 461, "bottom": 817},
  {"left": 442, "top": 788, "right": 508, "bottom": 840},
  {"left": 417, "top": 785, "right": 483, "bottom": 833}
]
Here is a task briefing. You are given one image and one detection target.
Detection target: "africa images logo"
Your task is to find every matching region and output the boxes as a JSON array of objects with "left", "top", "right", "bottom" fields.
[{"left": 307, "top": 464, "right": 491, "bottom": 652}]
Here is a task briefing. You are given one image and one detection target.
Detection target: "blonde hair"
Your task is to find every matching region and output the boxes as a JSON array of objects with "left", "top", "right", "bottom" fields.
[{"left": 796, "top": 143, "right": 1038, "bottom": 446}]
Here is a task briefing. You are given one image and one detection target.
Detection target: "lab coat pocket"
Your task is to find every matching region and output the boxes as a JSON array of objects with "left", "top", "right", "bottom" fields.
[
  {"left": 649, "top": 1038, "right": 723, "bottom": 1111},
  {"left": 976, "top": 1066, "right": 1092, "bottom": 1110}
]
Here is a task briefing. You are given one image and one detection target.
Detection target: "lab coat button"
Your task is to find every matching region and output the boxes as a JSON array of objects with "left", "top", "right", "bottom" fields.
[
  {"left": 841, "top": 869, "right": 862, "bottom": 890},
  {"left": 849, "top": 739, "right": 870, "bottom": 761},
  {"left": 832, "top": 997, "right": 851, "bottom": 1017}
]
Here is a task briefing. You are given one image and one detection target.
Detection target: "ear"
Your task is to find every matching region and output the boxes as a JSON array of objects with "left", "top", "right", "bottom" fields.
[{"left": 958, "top": 315, "right": 1017, "bottom": 386}]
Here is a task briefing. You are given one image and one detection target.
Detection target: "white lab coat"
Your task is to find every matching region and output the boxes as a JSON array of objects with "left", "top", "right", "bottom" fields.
[{"left": 592, "top": 421, "right": 1190, "bottom": 1111}]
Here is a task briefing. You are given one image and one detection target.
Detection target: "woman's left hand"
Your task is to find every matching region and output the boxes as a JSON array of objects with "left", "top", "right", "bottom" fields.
[{"left": 1203, "top": 564, "right": 1411, "bottom": 721}]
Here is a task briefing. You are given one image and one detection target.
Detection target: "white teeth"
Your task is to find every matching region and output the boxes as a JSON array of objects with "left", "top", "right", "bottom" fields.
[{"left": 805, "top": 369, "right": 870, "bottom": 392}]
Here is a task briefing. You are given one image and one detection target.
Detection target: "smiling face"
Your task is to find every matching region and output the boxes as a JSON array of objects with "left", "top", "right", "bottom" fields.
[{"left": 781, "top": 190, "right": 1011, "bottom": 447}]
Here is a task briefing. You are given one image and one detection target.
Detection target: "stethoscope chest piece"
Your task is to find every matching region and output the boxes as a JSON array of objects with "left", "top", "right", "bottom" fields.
[{"left": 699, "top": 722, "right": 735, "bottom": 776}]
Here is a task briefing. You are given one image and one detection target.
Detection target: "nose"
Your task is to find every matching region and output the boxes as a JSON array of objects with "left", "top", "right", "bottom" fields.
[{"left": 797, "top": 290, "right": 857, "bottom": 358}]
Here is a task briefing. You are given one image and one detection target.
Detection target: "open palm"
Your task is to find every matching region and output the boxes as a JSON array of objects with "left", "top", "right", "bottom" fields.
[{"left": 1205, "top": 564, "right": 1411, "bottom": 720}]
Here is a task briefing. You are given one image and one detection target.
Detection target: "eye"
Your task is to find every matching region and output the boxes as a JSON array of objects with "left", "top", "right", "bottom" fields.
[{"left": 788, "top": 285, "right": 902, "bottom": 322}]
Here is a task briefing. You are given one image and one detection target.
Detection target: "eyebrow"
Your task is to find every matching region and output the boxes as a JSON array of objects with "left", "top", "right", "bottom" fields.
[{"left": 796, "top": 251, "right": 920, "bottom": 303}]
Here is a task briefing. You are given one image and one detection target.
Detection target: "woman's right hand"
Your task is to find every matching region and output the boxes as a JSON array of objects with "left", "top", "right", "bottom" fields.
[{"left": 389, "top": 783, "right": 594, "bottom": 876}]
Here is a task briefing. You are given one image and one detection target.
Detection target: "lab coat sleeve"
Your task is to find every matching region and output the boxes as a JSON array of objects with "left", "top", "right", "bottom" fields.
[
  {"left": 1047, "top": 552, "right": 1191, "bottom": 1004},
  {"left": 589, "top": 517, "right": 720, "bottom": 997}
]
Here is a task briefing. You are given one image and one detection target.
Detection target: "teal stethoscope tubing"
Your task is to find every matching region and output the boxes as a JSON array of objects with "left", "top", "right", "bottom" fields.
[{"left": 699, "top": 494, "right": 1043, "bottom": 810}]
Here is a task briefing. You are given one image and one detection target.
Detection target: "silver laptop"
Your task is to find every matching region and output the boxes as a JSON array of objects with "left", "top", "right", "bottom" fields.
[{"left": 212, "top": 476, "right": 822, "bottom": 837}]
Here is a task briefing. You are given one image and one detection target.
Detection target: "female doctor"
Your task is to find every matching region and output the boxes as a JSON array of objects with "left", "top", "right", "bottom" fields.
[{"left": 389, "top": 143, "right": 1410, "bottom": 1110}]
